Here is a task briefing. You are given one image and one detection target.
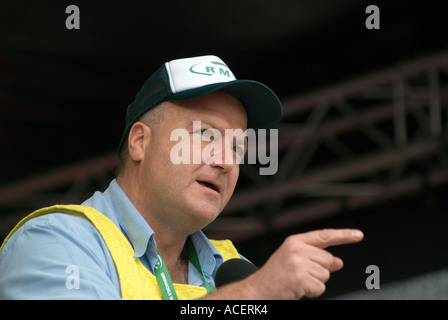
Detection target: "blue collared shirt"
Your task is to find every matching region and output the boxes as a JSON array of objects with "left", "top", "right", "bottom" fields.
[{"left": 0, "top": 179, "right": 238, "bottom": 299}]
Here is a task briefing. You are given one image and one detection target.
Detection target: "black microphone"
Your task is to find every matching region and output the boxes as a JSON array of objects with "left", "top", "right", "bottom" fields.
[{"left": 215, "top": 258, "right": 258, "bottom": 287}]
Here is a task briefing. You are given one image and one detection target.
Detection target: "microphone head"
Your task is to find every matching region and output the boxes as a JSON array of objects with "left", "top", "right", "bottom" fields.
[{"left": 215, "top": 258, "right": 258, "bottom": 288}]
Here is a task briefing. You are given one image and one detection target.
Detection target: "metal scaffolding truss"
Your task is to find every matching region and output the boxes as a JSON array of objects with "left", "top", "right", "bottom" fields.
[
  {"left": 210, "top": 50, "right": 448, "bottom": 240},
  {"left": 2, "top": 50, "right": 448, "bottom": 242}
]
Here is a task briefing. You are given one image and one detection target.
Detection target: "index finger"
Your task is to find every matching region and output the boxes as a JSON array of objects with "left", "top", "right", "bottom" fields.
[{"left": 299, "top": 228, "right": 364, "bottom": 249}]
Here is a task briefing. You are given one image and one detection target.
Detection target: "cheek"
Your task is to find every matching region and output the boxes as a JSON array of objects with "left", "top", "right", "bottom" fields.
[
  {"left": 224, "top": 167, "right": 240, "bottom": 199},
  {"left": 143, "top": 140, "right": 178, "bottom": 182},
  {"left": 152, "top": 143, "right": 200, "bottom": 185}
]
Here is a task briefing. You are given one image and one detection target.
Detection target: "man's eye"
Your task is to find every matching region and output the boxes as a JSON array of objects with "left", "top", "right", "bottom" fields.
[
  {"left": 233, "top": 145, "right": 245, "bottom": 157},
  {"left": 201, "top": 129, "right": 213, "bottom": 139}
]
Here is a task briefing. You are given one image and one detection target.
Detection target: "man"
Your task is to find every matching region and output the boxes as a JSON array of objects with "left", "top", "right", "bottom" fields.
[{"left": 0, "top": 55, "right": 363, "bottom": 299}]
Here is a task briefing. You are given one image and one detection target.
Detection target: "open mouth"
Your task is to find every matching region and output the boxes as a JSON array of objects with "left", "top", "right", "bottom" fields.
[{"left": 197, "top": 180, "right": 220, "bottom": 193}]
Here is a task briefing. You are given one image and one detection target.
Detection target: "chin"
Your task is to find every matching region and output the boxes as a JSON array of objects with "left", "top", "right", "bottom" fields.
[{"left": 188, "top": 202, "right": 222, "bottom": 228}]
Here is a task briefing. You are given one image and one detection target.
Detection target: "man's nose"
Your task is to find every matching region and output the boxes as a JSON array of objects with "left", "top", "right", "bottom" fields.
[{"left": 208, "top": 142, "right": 236, "bottom": 173}]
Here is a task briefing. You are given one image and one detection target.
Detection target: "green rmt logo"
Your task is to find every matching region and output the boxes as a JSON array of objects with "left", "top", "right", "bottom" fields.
[{"left": 189, "top": 61, "right": 232, "bottom": 77}]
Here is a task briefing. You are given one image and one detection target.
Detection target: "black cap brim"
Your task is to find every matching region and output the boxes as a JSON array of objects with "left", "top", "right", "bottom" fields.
[{"left": 166, "top": 79, "right": 282, "bottom": 130}]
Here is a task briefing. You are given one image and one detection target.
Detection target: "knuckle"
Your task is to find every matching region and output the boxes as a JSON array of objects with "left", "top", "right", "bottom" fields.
[
  {"left": 302, "top": 276, "right": 327, "bottom": 298},
  {"left": 307, "top": 282, "right": 326, "bottom": 298},
  {"left": 283, "top": 235, "right": 305, "bottom": 252},
  {"left": 317, "top": 229, "right": 332, "bottom": 243},
  {"left": 283, "top": 234, "right": 295, "bottom": 246},
  {"left": 297, "top": 280, "right": 325, "bottom": 299},
  {"left": 284, "top": 234, "right": 301, "bottom": 245}
]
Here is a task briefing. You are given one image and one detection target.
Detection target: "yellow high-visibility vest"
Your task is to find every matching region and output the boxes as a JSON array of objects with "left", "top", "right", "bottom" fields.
[{"left": 0, "top": 204, "right": 240, "bottom": 300}]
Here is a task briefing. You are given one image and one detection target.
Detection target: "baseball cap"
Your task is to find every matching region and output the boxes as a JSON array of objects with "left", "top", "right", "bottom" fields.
[{"left": 118, "top": 55, "right": 282, "bottom": 153}]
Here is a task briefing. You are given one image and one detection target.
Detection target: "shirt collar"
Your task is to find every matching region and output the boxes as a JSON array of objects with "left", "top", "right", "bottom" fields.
[
  {"left": 104, "top": 179, "right": 154, "bottom": 258},
  {"left": 189, "top": 231, "right": 222, "bottom": 282},
  {"left": 88, "top": 179, "right": 223, "bottom": 283}
]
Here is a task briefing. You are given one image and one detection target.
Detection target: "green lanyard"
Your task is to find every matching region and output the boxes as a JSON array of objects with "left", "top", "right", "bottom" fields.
[{"left": 153, "top": 237, "right": 211, "bottom": 300}]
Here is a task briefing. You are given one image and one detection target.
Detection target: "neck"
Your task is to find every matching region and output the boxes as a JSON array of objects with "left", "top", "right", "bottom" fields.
[
  {"left": 116, "top": 175, "right": 191, "bottom": 284},
  {"left": 154, "top": 233, "right": 187, "bottom": 262},
  {"left": 155, "top": 234, "right": 189, "bottom": 284}
]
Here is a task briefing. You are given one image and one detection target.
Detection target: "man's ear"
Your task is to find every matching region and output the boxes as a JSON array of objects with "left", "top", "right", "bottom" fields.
[{"left": 127, "top": 122, "right": 151, "bottom": 162}]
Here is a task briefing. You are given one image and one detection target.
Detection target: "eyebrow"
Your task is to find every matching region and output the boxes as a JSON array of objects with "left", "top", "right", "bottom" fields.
[{"left": 197, "top": 120, "right": 248, "bottom": 153}]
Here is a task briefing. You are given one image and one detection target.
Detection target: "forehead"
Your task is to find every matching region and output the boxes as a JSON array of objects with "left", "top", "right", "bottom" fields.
[{"left": 163, "top": 92, "right": 248, "bottom": 130}]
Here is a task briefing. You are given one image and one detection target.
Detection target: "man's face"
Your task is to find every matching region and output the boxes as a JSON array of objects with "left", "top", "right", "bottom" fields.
[{"left": 140, "top": 92, "right": 247, "bottom": 232}]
